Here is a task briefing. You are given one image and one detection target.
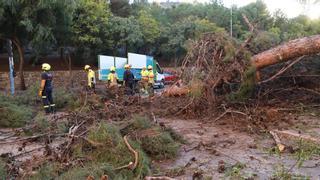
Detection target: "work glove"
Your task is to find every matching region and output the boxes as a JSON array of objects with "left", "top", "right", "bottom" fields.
[{"left": 38, "top": 90, "right": 43, "bottom": 97}]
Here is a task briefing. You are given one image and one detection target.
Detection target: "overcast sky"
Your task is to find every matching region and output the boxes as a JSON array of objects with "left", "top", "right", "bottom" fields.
[{"left": 151, "top": 0, "right": 320, "bottom": 19}]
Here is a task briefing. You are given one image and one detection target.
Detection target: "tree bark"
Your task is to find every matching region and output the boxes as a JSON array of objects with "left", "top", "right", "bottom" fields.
[
  {"left": 12, "top": 38, "right": 26, "bottom": 90},
  {"left": 251, "top": 35, "right": 320, "bottom": 70},
  {"left": 68, "top": 53, "right": 73, "bottom": 88}
]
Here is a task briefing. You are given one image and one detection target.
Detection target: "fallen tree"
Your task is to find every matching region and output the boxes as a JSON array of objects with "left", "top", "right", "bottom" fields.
[
  {"left": 178, "top": 32, "right": 320, "bottom": 117},
  {"left": 251, "top": 35, "right": 320, "bottom": 70}
]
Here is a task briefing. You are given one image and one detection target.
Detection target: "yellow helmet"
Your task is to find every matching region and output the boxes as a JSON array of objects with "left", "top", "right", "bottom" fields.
[
  {"left": 148, "top": 65, "right": 152, "bottom": 70},
  {"left": 110, "top": 66, "right": 116, "bottom": 71},
  {"left": 42, "top": 63, "right": 51, "bottom": 71},
  {"left": 142, "top": 66, "right": 146, "bottom": 70},
  {"left": 124, "top": 64, "right": 130, "bottom": 69},
  {"left": 84, "top": 65, "right": 91, "bottom": 71}
]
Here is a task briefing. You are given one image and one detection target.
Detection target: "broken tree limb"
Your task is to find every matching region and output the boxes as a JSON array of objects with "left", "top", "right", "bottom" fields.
[
  {"left": 270, "top": 131, "right": 285, "bottom": 152},
  {"left": 213, "top": 109, "right": 248, "bottom": 122},
  {"left": 144, "top": 176, "right": 176, "bottom": 180},
  {"left": 123, "top": 135, "right": 138, "bottom": 170},
  {"left": 241, "top": 13, "right": 257, "bottom": 48},
  {"left": 274, "top": 130, "right": 320, "bottom": 145},
  {"left": 251, "top": 35, "right": 320, "bottom": 70},
  {"left": 259, "top": 56, "right": 305, "bottom": 84},
  {"left": 68, "top": 135, "right": 103, "bottom": 147}
]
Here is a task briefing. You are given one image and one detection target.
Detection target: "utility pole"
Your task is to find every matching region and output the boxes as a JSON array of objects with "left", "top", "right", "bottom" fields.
[
  {"left": 7, "top": 39, "right": 15, "bottom": 95},
  {"left": 230, "top": 4, "right": 233, "bottom": 37}
]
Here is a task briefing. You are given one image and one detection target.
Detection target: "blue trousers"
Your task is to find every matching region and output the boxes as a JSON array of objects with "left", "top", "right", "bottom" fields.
[{"left": 42, "top": 89, "right": 55, "bottom": 113}]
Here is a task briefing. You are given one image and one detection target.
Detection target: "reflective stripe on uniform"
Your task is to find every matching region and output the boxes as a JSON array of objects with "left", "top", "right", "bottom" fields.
[
  {"left": 42, "top": 96, "right": 47, "bottom": 98},
  {"left": 44, "top": 105, "right": 50, "bottom": 108},
  {"left": 50, "top": 104, "right": 56, "bottom": 107}
]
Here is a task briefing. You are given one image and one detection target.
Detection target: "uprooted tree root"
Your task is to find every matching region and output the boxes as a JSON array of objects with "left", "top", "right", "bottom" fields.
[{"left": 179, "top": 32, "right": 255, "bottom": 117}]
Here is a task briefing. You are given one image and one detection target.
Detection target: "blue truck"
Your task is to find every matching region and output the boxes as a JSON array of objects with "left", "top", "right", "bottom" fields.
[{"left": 98, "top": 53, "right": 165, "bottom": 88}]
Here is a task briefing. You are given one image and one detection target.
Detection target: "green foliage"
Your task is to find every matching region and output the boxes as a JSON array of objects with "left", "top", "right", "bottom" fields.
[
  {"left": 30, "top": 163, "right": 60, "bottom": 180},
  {"left": 294, "top": 140, "right": 320, "bottom": 168},
  {"left": 107, "top": 15, "right": 143, "bottom": 56},
  {"left": 58, "top": 163, "right": 114, "bottom": 180},
  {"left": 225, "top": 162, "right": 246, "bottom": 178},
  {"left": 54, "top": 88, "right": 78, "bottom": 109},
  {"left": 122, "top": 116, "right": 180, "bottom": 160},
  {"left": 33, "top": 112, "right": 50, "bottom": 133},
  {"left": 110, "top": 0, "right": 131, "bottom": 17},
  {"left": 71, "top": 0, "right": 110, "bottom": 63},
  {"left": 228, "top": 66, "right": 256, "bottom": 101},
  {"left": 0, "top": 94, "right": 33, "bottom": 128},
  {"left": 14, "top": 85, "right": 39, "bottom": 105},
  {"left": 0, "top": 158, "right": 6, "bottom": 180},
  {"left": 140, "top": 131, "right": 179, "bottom": 160},
  {"left": 249, "top": 30, "right": 281, "bottom": 54},
  {"left": 78, "top": 123, "right": 151, "bottom": 179},
  {"left": 272, "top": 164, "right": 310, "bottom": 180},
  {"left": 138, "top": 10, "right": 160, "bottom": 45},
  {"left": 0, "top": 0, "right": 76, "bottom": 60}
]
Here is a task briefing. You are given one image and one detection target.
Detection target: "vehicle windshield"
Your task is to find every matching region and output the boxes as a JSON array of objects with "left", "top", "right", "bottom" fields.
[{"left": 156, "top": 63, "right": 162, "bottom": 73}]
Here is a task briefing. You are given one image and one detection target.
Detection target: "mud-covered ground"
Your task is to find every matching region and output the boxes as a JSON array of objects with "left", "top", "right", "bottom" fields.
[{"left": 157, "top": 116, "right": 320, "bottom": 179}]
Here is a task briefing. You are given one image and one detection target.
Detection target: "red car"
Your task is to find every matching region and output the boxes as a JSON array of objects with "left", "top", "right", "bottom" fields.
[{"left": 163, "top": 72, "right": 177, "bottom": 84}]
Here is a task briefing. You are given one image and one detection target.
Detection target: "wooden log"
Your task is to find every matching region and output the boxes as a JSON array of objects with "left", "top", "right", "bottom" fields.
[
  {"left": 274, "top": 130, "right": 320, "bottom": 145},
  {"left": 144, "top": 176, "right": 176, "bottom": 180},
  {"left": 270, "top": 131, "right": 285, "bottom": 152},
  {"left": 251, "top": 35, "right": 320, "bottom": 70}
]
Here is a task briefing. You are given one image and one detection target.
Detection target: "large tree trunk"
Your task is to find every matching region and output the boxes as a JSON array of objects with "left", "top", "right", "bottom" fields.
[
  {"left": 12, "top": 38, "right": 26, "bottom": 90},
  {"left": 251, "top": 35, "right": 320, "bottom": 69}
]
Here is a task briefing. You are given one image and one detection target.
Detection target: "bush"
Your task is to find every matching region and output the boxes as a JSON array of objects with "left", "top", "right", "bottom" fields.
[{"left": 0, "top": 94, "right": 33, "bottom": 128}]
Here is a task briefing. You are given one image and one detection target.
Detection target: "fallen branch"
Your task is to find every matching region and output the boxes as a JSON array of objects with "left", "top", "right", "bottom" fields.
[
  {"left": 259, "top": 56, "right": 305, "bottom": 84},
  {"left": 270, "top": 131, "right": 285, "bottom": 152},
  {"left": 175, "top": 98, "right": 194, "bottom": 115},
  {"left": 68, "top": 135, "right": 103, "bottom": 147},
  {"left": 12, "top": 146, "right": 45, "bottom": 158},
  {"left": 115, "top": 135, "right": 138, "bottom": 171},
  {"left": 274, "top": 130, "right": 320, "bottom": 145},
  {"left": 241, "top": 13, "right": 257, "bottom": 48},
  {"left": 144, "top": 176, "right": 176, "bottom": 180},
  {"left": 213, "top": 109, "right": 248, "bottom": 122},
  {"left": 0, "top": 133, "right": 49, "bottom": 145}
]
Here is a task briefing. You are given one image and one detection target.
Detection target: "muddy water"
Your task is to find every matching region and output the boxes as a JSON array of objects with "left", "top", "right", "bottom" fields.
[{"left": 157, "top": 119, "right": 320, "bottom": 179}]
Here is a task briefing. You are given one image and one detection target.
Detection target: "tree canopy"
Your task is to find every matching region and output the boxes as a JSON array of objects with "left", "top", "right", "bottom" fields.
[{"left": 1, "top": 0, "right": 320, "bottom": 66}]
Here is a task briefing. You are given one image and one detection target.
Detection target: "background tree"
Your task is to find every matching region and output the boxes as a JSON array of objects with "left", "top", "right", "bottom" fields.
[
  {"left": 0, "top": 0, "right": 75, "bottom": 90},
  {"left": 110, "top": 0, "right": 131, "bottom": 17},
  {"left": 71, "top": 0, "right": 110, "bottom": 64}
]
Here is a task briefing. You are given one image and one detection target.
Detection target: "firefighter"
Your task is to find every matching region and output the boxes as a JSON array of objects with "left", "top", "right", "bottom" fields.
[
  {"left": 140, "top": 66, "right": 149, "bottom": 94},
  {"left": 123, "top": 64, "right": 135, "bottom": 95},
  {"left": 147, "top": 65, "right": 155, "bottom": 96},
  {"left": 84, "top": 65, "right": 96, "bottom": 93},
  {"left": 107, "top": 66, "right": 118, "bottom": 87},
  {"left": 38, "top": 63, "right": 55, "bottom": 114}
]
